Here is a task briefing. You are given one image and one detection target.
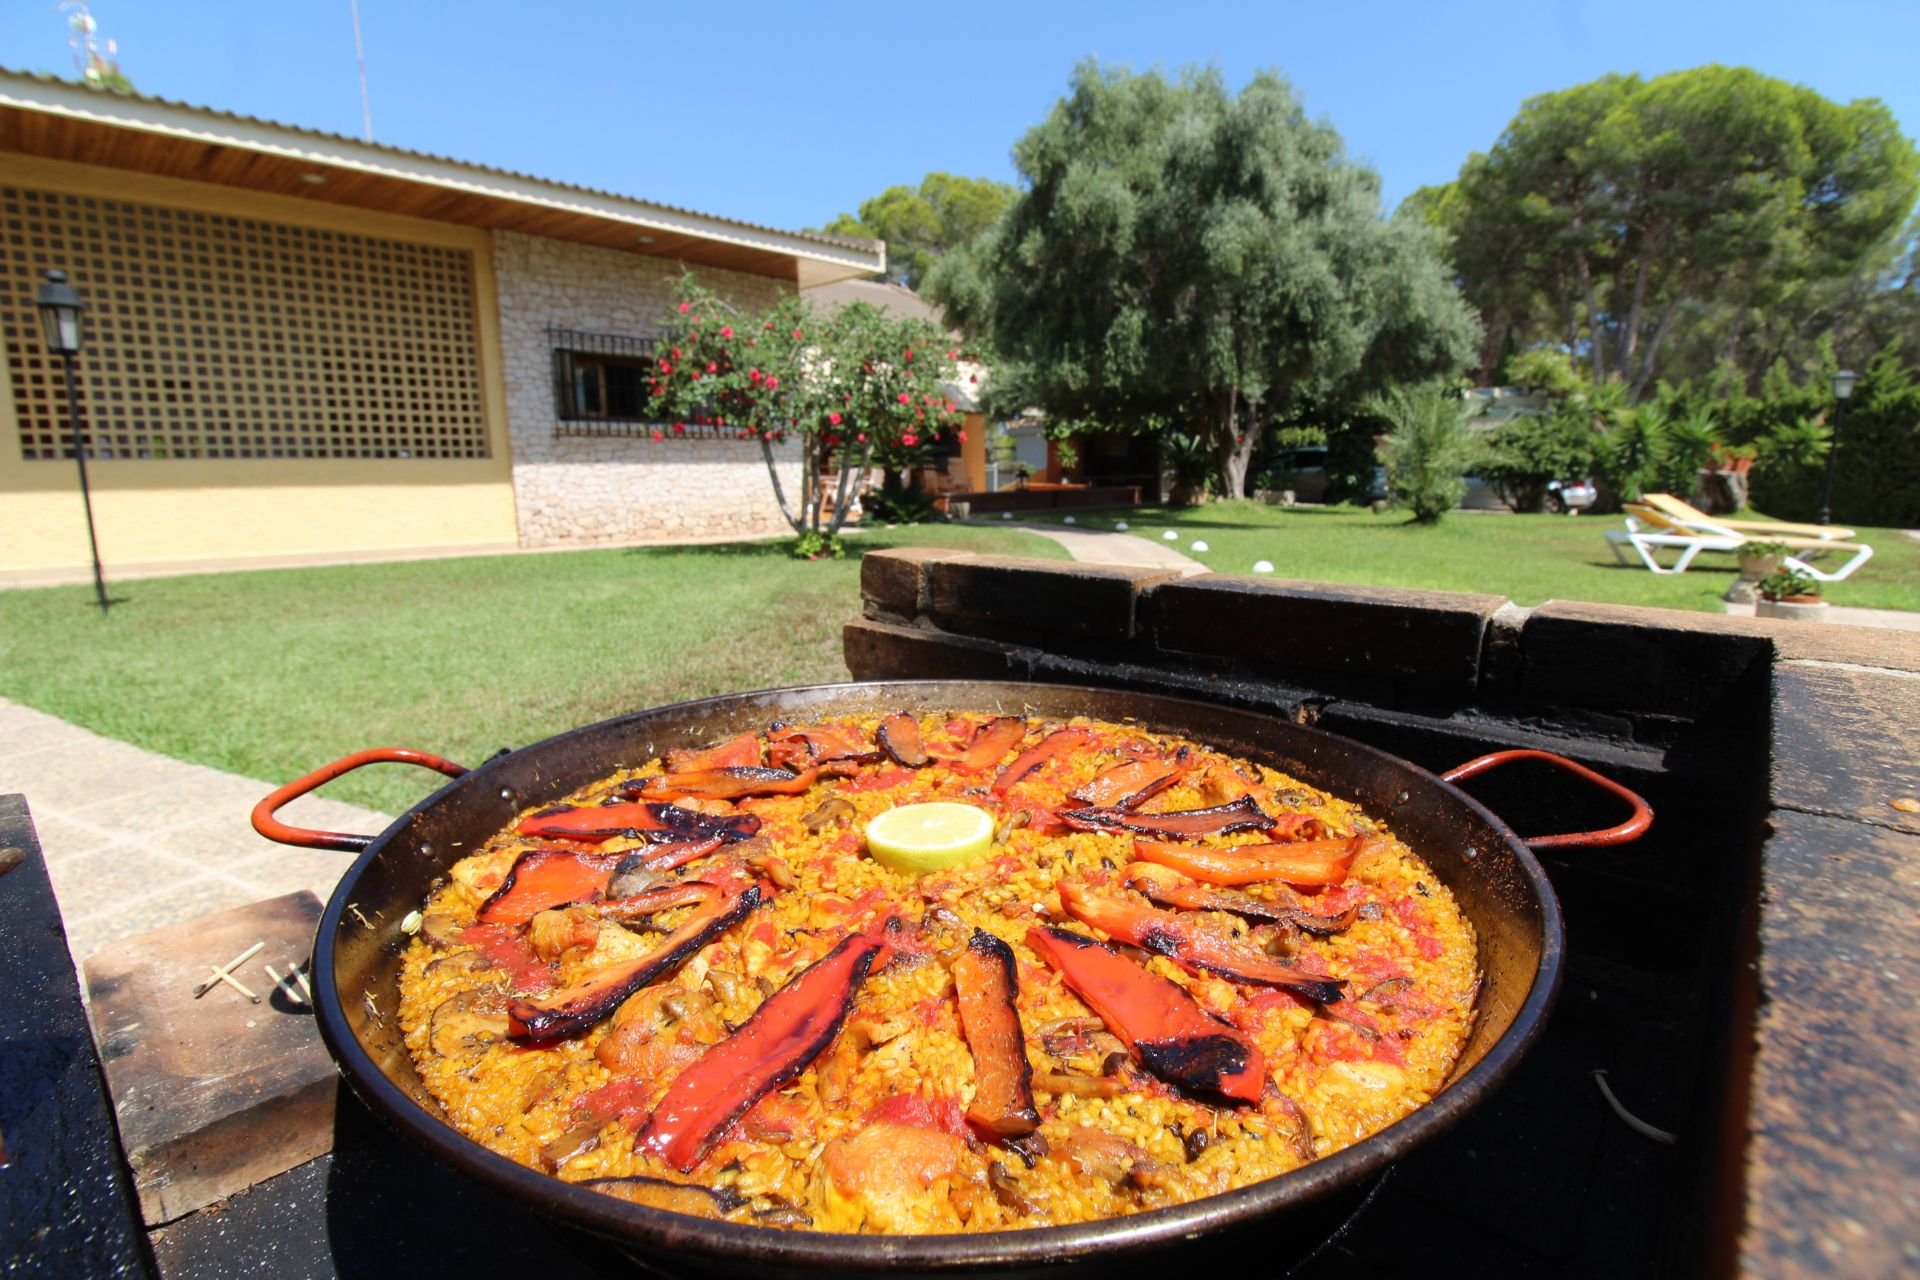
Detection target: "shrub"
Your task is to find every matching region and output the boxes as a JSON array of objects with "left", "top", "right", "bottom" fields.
[
  {"left": 1758, "top": 566, "right": 1820, "bottom": 601},
  {"left": 1476, "top": 409, "right": 1594, "bottom": 511},
  {"left": 1373, "top": 386, "right": 1477, "bottom": 523}
]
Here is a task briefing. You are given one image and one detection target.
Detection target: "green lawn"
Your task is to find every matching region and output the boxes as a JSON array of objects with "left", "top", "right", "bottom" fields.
[
  {"left": 0, "top": 526, "right": 1066, "bottom": 815},
  {"left": 1013, "top": 501, "right": 1920, "bottom": 614}
]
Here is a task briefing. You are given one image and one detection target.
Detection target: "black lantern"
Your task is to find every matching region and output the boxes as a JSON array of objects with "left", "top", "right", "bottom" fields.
[
  {"left": 1815, "top": 369, "right": 1857, "bottom": 528},
  {"left": 35, "top": 268, "right": 85, "bottom": 354},
  {"left": 33, "top": 268, "right": 110, "bottom": 613}
]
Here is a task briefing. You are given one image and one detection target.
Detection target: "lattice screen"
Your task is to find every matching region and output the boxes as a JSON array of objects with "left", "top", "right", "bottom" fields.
[{"left": 2, "top": 186, "right": 488, "bottom": 460}]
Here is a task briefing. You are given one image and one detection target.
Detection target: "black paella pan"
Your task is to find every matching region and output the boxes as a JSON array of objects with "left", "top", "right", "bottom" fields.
[{"left": 252, "top": 680, "right": 1650, "bottom": 1277}]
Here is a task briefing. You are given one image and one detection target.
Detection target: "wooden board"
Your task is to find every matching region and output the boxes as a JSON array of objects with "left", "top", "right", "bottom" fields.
[{"left": 84, "top": 891, "right": 337, "bottom": 1225}]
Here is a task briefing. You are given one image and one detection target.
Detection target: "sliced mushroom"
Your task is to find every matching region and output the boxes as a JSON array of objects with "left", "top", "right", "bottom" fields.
[
  {"left": 606, "top": 853, "right": 665, "bottom": 901},
  {"left": 425, "top": 951, "right": 497, "bottom": 981},
  {"left": 747, "top": 852, "right": 797, "bottom": 891},
  {"left": 539, "top": 1118, "right": 604, "bottom": 1172},
  {"left": 419, "top": 906, "right": 466, "bottom": 949},
  {"left": 429, "top": 989, "right": 509, "bottom": 1058},
  {"left": 801, "top": 797, "right": 855, "bottom": 834},
  {"left": 1033, "top": 1070, "right": 1128, "bottom": 1098},
  {"left": 993, "top": 808, "right": 1031, "bottom": 845},
  {"left": 517, "top": 1069, "right": 564, "bottom": 1114},
  {"left": 987, "top": 1161, "right": 1036, "bottom": 1215},
  {"left": 581, "top": 1174, "right": 746, "bottom": 1218}
]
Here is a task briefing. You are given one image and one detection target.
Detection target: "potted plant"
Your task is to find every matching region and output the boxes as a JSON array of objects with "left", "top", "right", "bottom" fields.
[
  {"left": 1738, "top": 539, "right": 1790, "bottom": 581},
  {"left": 1755, "top": 567, "right": 1827, "bottom": 622}
]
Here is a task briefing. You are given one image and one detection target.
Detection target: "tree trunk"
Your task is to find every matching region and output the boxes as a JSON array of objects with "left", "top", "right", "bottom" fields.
[
  {"left": 1208, "top": 388, "right": 1248, "bottom": 499},
  {"left": 758, "top": 435, "right": 806, "bottom": 536},
  {"left": 1627, "top": 298, "right": 1682, "bottom": 402},
  {"left": 1573, "top": 247, "right": 1606, "bottom": 383}
]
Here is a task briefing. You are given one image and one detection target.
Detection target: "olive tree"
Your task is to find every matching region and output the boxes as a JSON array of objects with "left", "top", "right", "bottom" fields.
[{"left": 929, "top": 62, "right": 1478, "bottom": 498}]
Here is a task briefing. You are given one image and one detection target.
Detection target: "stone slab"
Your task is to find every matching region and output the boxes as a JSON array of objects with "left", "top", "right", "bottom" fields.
[
  {"left": 928, "top": 554, "right": 1176, "bottom": 644},
  {"left": 85, "top": 892, "right": 337, "bottom": 1225},
  {"left": 1143, "top": 575, "right": 1508, "bottom": 694},
  {"left": 842, "top": 619, "right": 1034, "bottom": 683},
  {"left": 0, "top": 796, "right": 156, "bottom": 1278},
  {"left": 1742, "top": 811, "right": 1920, "bottom": 1277},
  {"left": 1772, "top": 663, "right": 1920, "bottom": 836}
]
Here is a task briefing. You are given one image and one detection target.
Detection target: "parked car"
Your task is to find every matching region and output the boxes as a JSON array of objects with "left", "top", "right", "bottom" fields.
[
  {"left": 1460, "top": 474, "right": 1597, "bottom": 514},
  {"left": 1269, "top": 448, "right": 1388, "bottom": 504}
]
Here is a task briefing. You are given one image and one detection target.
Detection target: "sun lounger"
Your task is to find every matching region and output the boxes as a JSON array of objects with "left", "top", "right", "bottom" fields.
[
  {"left": 1639, "top": 493, "right": 1856, "bottom": 543},
  {"left": 1607, "top": 503, "right": 1874, "bottom": 580}
]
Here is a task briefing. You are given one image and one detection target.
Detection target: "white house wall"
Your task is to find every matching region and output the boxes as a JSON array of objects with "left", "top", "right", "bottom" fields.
[{"left": 491, "top": 231, "right": 803, "bottom": 547}]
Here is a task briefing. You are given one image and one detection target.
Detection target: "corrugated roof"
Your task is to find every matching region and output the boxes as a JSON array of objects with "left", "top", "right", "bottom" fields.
[{"left": 0, "top": 67, "right": 881, "bottom": 260}]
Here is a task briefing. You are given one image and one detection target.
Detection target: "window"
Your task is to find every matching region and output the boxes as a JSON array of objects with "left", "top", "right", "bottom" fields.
[{"left": 551, "top": 326, "right": 658, "bottom": 427}]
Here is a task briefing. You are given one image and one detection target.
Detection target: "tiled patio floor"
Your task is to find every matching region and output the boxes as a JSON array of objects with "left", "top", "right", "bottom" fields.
[{"left": 0, "top": 698, "right": 391, "bottom": 965}]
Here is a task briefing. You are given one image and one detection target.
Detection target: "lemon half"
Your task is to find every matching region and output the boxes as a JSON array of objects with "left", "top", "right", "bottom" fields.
[{"left": 864, "top": 802, "right": 994, "bottom": 875}]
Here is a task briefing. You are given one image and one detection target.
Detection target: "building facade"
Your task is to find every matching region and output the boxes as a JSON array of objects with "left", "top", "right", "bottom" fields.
[{"left": 0, "top": 72, "right": 880, "bottom": 581}]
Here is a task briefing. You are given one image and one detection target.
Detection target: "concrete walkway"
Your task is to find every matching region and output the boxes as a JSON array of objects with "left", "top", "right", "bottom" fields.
[
  {"left": 1007, "top": 522, "right": 1210, "bottom": 573},
  {"left": 0, "top": 698, "right": 392, "bottom": 964}
]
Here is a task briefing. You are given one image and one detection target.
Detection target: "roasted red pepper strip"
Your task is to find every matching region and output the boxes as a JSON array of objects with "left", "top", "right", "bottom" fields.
[
  {"left": 951, "top": 929, "right": 1040, "bottom": 1138},
  {"left": 476, "top": 848, "right": 621, "bottom": 925},
  {"left": 992, "top": 727, "right": 1096, "bottom": 795},
  {"left": 506, "top": 882, "right": 762, "bottom": 1043},
  {"left": 636, "top": 932, "right": 886, "bottom": 1171},
  {"left": 636, "top": 835, "right": 725, "bottom": 873},
  {"left": 1133, "top": 836, "right": 1367, "bottom": 887},
  {"left": 636, "top": 765, "right": 839, "bottom": 802},
  {"left": 1025, "top": 926, "right": 1266, "bottom": 1102},
  {"left": 1122, "top": 862, "right": 1360, "bottom": 935},
  {"left": 1122, "top": 861, "right": 1294, "bottom": 924},
  {"left": 516, "top": 801, "right": 760, "bottom": 844},
  {"left": 765, "top": 723, "right": 884, "bottom": 771},
  {"left": 1068, "top": 754, "right": 1190, "bottom": 809},
  {"left": 874, "top": 713, "right": 929, "bottom": 767},
  {"left": 1058, "top": 794, "right": 1276, "bottom": 840},
  {"left": 596, "top": 881, "right": 715, "bottom": 920},
  {"left": 664, "top": 732, "right": 761, "bottom": 773},
  {"left": 948, "top": 716, "right": 1027, "bottom": 774},
  {"left": 1059, "top": 882, "right": 1347, "bottom": 1004}
]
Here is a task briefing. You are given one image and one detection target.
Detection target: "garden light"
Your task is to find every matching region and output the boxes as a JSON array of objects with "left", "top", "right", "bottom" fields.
[
  {"left": 34, "top": 268, "right": 109, "bottom": 614},
  {"left": 1816, "top": 369, "right": 1857, "bottom": 526}
]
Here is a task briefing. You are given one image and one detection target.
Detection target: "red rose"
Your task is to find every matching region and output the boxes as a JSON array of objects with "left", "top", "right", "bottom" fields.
[
  {"left": 856, "top": 432, "right": 867, "bottom": 443},
  {"left": 946, "top": 402, "right": 958, "bottom": 413},
  {"left": 659, "top": 361, "right": 673, "bottom": 374},
  {"left": 673, "top": 423, "right": 686, "bottom": 434},
  {"left": 678, "top": 301, "right": 690, "bottom": 314},
  {"left": 828, "top": 412, "right": 842, "bottom": 425},
  {"left": 721, "top": 326, "right": 733, "bottom": 338},
  {"left": 897, "top": 392, "right": 911, "bottom": 404},
  {"left": 690, "top": 371, "right": 701, "bottom": 381},
  {"left": 672, "top": 347, "right": 682, "bottom": 360},
  {"left": 706, "top": 362, "right": 717, "bottom": 374},
  {"left": 901, "top": 433, "right": 919, "bottom": 447},
  {"left": 766, "top": 376, "right": 779, "bottom": 389},
  {"left": 650, "top": 430, "right": 664, "bottom": 442},
  {"left": 947, "top": 350, "right": 958, "bottom": 360},
  {"left": 957, "top": 430, "right": 968, "bottom": 442},
  {"left": 792, "top": 329, "right": 804, "bottom": 339},
  {"left": 824, "top": 433, "right": 841, "bottom": 446},
  {"left": 749, "top": 368, "right": 762, "bottom": 383},
  {"left": 969, "top": 375, "right": 978, "bottom": 384}
]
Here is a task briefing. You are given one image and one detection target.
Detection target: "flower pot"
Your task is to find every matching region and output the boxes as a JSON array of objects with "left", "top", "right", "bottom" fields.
[
  {"left": 1738, "top": 553, "right": 1785, "bottom": 580},
  {"left": 1756, "top": 596, "right": 1828, "bottom": 622}
]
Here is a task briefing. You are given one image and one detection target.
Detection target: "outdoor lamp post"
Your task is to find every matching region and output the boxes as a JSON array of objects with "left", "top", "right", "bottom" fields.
[
  {"left": 1815, "top": 369, "right": 1858, "bottom": 528},
  {"left": 34, "top": 268, "right": 110, "bottom": 614}
]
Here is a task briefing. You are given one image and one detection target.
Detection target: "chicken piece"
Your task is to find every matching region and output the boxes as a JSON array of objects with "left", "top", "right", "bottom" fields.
[
  {"left": 1049, "top": 1125, "right": 1172, "bottom": 1194},
  {"left": 815, "top": 1120, "right": 969, "bottom": 1233},
  {"left": 527, "top": 905, "right": 600, "bottom": 964}
]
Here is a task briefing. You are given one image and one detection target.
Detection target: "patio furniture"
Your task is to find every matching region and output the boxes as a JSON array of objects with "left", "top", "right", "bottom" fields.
[
  {"left": 1639, "top": 493, "right": 1856, "bottom": 542},
  {"left": 1607, "top": 503, "right": 1875, "bottom": 580}
]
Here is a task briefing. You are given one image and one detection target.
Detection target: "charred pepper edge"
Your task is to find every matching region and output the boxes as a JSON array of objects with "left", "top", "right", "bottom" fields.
[
  {"left": 635, "top": 932, "right": 885, "bottom": 1172},
  {"left": 505, "top": 882, "right": 764, "bottom": 1043},
  {"left": 953, "top": 928, "right": 1042, "bottom": 1139}
]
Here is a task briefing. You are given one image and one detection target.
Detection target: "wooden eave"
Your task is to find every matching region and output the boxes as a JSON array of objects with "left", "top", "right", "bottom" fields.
[{"left": 0, "top": 73, "right": 883, "bottom": 288}]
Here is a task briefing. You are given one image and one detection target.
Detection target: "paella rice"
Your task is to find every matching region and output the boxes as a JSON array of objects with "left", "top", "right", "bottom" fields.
[{"left": 396, "top": 712, "right": 1479, "bottom": 1234}]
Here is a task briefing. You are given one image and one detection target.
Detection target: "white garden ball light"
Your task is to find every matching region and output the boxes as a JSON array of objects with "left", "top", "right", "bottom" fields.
[
  {"left": 1163, "top": 531, "right": 1179, "bottom": 541},
  {"left": 1001, "top": 512, "right": 1012, "bottom": 520},
  {"left": 1063, "top": 515, "right": 1076, "bottom": 524},
  {"left": 1253, "top": 560, "right": 1274, "bottom": 574},
  {"left": 1191, "top": 540, "right": 1210, "bottom": 552},
  {"left": 1114, "top": 521, "right": 1129, "bottom": 531}
]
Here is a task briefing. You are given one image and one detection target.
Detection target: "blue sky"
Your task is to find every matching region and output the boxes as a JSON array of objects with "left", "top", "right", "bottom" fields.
[{"left": 4, "top": 1, "right": 1915, "bottom": 233}]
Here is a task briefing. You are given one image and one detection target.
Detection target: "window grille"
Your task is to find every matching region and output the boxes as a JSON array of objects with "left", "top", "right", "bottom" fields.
[
  {"left": 549, "top": 325, "right": 742, "bottom": 441},
  {"left": 2, "top": 186, "right": 488, "bottom": 460}
]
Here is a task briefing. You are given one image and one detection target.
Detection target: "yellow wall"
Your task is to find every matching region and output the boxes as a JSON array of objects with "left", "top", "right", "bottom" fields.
[{"left": 0, "top": 155, "right": 519, "bottom": 575}]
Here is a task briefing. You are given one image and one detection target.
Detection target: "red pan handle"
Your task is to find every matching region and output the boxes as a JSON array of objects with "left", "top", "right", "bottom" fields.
[
  {"left": 252, "top": 747, "right": 469, "bottom": 853},
  {"left": 1441, "top": 749, "right": 1653, "bottom": 851}
]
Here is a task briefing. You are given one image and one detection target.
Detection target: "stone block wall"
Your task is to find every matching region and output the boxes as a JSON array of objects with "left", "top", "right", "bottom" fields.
[{"left": 491, "top": 231, "right": 802, "bottom": 546}]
